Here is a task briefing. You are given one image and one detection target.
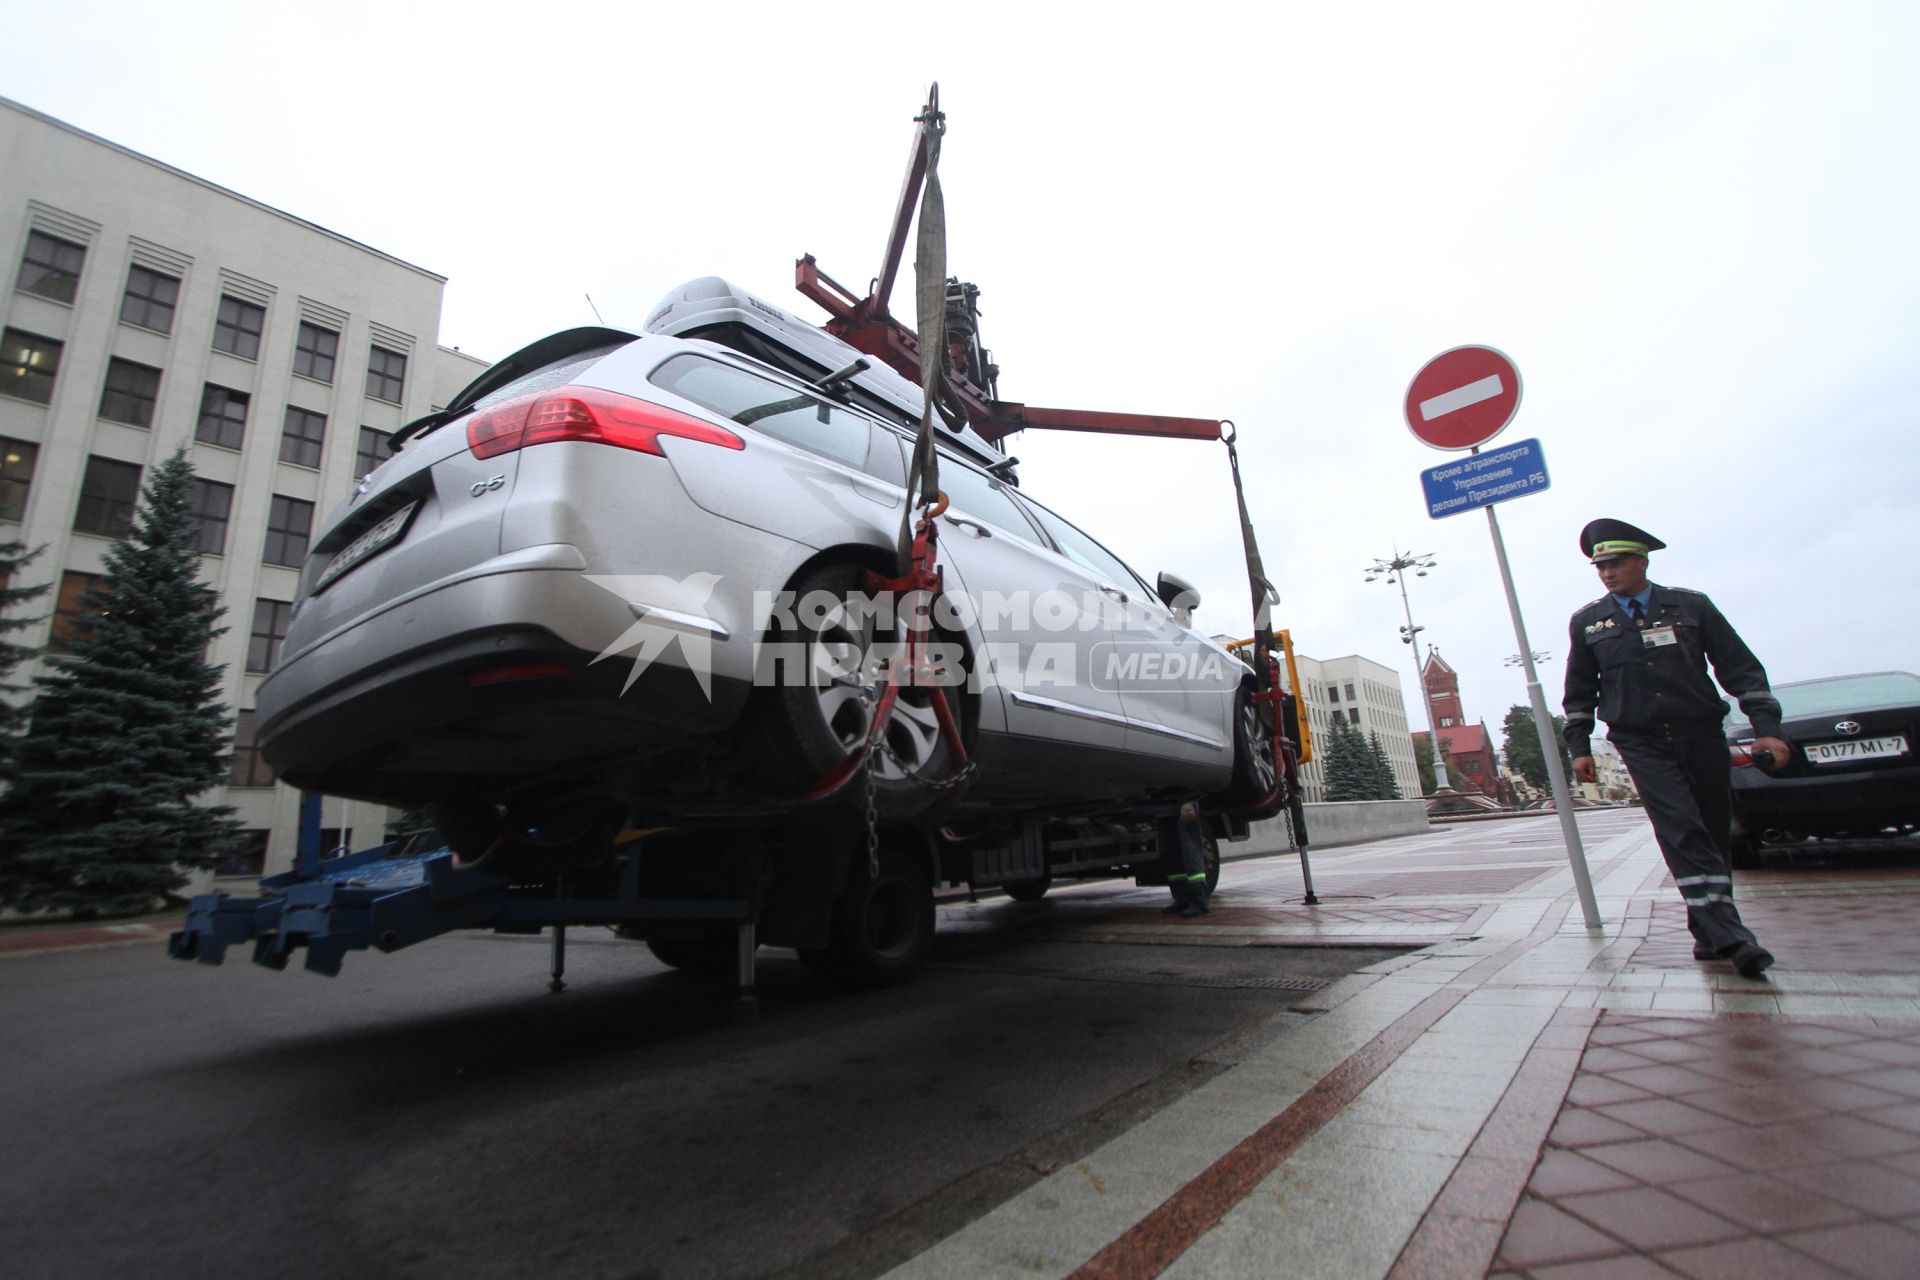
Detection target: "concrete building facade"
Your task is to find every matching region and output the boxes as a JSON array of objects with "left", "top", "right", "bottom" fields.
[
  {"left": 1284, "top": 651, "right": 1420, "bottom": 802},
  {"left": 1, "top": 97, "right": 487, "bottom": 886}
]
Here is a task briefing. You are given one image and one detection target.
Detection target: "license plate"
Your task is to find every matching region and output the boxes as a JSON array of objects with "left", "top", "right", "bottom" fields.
[
  {"left": 316, "top": 502, "right": 418, "bottom": 592},
  {"left": 1805, "top": 734, "right": 1909, "bottom": 765}
]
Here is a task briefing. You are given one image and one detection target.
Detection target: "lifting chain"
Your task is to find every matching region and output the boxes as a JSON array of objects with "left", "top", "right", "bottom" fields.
[{"left": 863, "top": 755, "right": 880, "bottom": 881}]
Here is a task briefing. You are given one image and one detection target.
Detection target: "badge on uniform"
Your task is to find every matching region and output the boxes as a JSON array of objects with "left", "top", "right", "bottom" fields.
[{"left": 1642, "top": 626, "right": 1678, "bottom": 648}]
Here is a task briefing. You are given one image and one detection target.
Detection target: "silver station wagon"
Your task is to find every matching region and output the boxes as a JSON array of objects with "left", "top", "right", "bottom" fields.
[{"left": 256, "top": 278, "right": 1277, "bottom": 869}]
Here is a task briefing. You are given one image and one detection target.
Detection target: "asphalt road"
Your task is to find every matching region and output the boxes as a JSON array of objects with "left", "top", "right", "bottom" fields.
[{"left": 0, "top": 905, "right": 1392, "bottom": 1280}]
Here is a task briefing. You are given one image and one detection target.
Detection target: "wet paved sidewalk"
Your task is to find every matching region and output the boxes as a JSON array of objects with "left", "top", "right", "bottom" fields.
[{"left": 906, "top": 809, "right": 1920, "bottom": 1279}]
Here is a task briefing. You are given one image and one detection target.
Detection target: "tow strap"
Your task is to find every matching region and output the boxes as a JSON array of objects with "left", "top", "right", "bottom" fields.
[{"left": 801, "top": 87, "right": 971, "bottom": 817}]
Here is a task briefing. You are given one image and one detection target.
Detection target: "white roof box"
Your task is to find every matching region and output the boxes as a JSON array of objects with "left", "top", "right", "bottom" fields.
[{"left": 645, "top": 277, "right": 1005, "bottom": 461}]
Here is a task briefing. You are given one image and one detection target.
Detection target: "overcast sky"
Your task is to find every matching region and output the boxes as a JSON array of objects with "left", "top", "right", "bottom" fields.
[{"left": 12, "top": 1, "right": 1918, "bottom": 749}]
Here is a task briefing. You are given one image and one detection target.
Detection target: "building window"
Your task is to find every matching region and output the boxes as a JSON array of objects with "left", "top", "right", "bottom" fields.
[
  {"left": 98, "top": 357, "right": 162, "bottom": 427},
  {"left": 0, "top": 438, "right": 39, "bottom": 522},
  {"left": 280, "top": 406, "right": 327, "bottom": 468},
  {"left": 50, "top": 570, "right": 109, "bottom": 653},
  {"left": 1348, "top": 708, "right": 1360, "bottom": 724},
  {"left": 365, "top": 345, "right": 406, "bottom": 402},
  {"left": 219, "top": 828, "right": 270, "bottom": 878},
  {"left": 120, "top": 265, "right": 180, "bottom": 333},
  {"left": 230, "top": 711, "right": 276, "bottom": 787},
  {"left": 294, "top": 322, "right": 338, "bottom": 383},
  {"left": 187, "top": 478, "right": 234, "bottom": 555},
  {"left": 196, "top": 384, "right": 249, "bottom": 449},
  {"left": 248, "top": 597, "right": 294, "bottom": 673},
  {"left": 1345, "top": 682, "right": 1356, "bottom": 700},
  {"left": 73, "top": 456, "right": 142, "bottom": 538},
  {"left": 17, "top": 231, "right": 86, "bottom": 304},
  {"left": 1327, "top": 685, "right": 1340, "bottom": 703},
  {"left": 262, "top": 494, "right": 313, "bottom": 568},
  {"left": 355, "top": 425, "right": 391, "bottom": 478},
  {"left": 2, "top": 328, "right": 63, "bottom": 405},
  {"left": 213, "top": 295, "right": 265, "bottom": 360}
]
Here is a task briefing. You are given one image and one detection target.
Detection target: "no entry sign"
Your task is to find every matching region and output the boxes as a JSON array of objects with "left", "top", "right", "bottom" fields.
[{"left": 1404, "top": 345, "right": 1522, "bottom": 450}]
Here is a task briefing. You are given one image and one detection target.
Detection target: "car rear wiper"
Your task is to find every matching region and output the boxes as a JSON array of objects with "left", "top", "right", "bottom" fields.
[{"left": 390, "top": 405, "right": 466, "bottom": 450}]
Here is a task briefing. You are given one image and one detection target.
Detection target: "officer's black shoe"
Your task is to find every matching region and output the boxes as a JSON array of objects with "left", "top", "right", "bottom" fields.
[
  {"left": 1692, "top": 944, "right": 1721, "bottom": 961},
  {"left": 1179, "top": 902, "right": 1207, "bottom": 919},
  {"left": 1729, "top": 942, "right": 1774, "bottom": 979}
]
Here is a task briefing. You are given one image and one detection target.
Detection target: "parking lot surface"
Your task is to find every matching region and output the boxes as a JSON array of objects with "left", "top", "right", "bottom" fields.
[{"left": 5, "top": 809, "right": 1917, "bottom": 1279}]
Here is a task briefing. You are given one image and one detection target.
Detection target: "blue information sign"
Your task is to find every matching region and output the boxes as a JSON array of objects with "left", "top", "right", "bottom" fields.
[{"left": 1422, "top": 437, "right": 1550, "bottom": 519}]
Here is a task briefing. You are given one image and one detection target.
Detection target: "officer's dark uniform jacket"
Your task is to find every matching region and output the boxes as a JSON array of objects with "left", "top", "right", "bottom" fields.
[{"left": 1562, "top": 584, "right": 1781, "bottom": 756}]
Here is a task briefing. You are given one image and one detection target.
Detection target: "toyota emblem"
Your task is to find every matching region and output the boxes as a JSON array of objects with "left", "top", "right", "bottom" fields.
[{"left": 1834, "top": 720, "right": 1862, "bottom": 735}]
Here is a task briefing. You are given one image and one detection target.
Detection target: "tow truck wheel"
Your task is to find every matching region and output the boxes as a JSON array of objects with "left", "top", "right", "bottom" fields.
[
  {"left": 647, "top": 927, "right": 742, "bottom": 975},
  {"left": 1203, "top": 833, "right": 1221, "bottom": 895},
  {"left": 755, "top": 562, "right": 961, "bottom": 821},
  {"left": 799, "top": 849, "right": 934, "bottom": 988},
  {"left": 1216, "top": 686, "right": 1282, "bottom": 817},
  {"left": 1004, "top": 873, "right": 1051, "bottom": 902}
]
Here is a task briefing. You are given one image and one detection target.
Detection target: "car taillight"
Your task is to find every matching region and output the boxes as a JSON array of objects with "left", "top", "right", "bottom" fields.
[
  {"left": 1728, "top": 739, "right": 1756, "bottom": 767},
  {"left": 467, "top": 386, "right": 746, "bottom": 460}
]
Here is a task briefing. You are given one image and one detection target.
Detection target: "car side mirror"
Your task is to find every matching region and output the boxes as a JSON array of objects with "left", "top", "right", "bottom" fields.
[{"left": 1157, "top": 572, "right": 1199, "bottom": 625}]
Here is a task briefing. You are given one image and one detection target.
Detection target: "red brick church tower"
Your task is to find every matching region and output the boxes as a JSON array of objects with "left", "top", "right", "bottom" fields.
[{"left": 1413, "top": 650, "right": 1504, "bottom": 800}]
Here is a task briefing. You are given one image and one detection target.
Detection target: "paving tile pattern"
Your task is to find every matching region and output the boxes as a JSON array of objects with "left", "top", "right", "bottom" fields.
[
  {"left": 1490, "top": 1012, "right": 1920, "bottom": 1279},
  {"left": 1631, "top": 871, "right": 1920, "bottom": 976}
]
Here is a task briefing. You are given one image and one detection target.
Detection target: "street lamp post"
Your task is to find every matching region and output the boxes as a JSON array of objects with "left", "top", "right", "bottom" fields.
[{"left": 1366, "top": 551, "right": 1452, "bottom": 792}]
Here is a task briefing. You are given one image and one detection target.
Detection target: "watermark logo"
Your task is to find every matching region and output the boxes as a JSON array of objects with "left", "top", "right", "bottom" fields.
[
  {"left": 577, "top": 572, "right": 1249, "bottom": 703},
  {"left": 584, "top": 572, "right": 721, "bottom": 699}
]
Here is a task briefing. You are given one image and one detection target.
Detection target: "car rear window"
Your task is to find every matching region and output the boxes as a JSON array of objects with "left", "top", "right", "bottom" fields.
[
  {"left": 650, "top": 354, "right": 872, "bottom": 469},
  {"left": 1726, "top": 672, "right": 1920, "bottom": 729},
  {"left": 470, "top": 343, "right": 626, "bottom": 410}
]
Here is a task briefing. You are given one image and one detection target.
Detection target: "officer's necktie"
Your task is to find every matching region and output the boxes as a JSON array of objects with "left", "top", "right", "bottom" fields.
[{"left": 1629, "top": 600, "right": 1645, "bottom": 626}]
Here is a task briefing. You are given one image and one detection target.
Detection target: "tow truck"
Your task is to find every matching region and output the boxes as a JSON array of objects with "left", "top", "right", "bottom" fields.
[{"left": 171, "top": 87, "right": 1314, "bottom": 1006}]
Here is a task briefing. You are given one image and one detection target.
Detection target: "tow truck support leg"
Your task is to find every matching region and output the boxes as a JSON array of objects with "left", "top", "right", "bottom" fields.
[
  {"left": 734, "top": 921, "right": 759, "bottom": 1023},
  {"left": 549, "top": 924, "right": 567, "bottom": 994}
]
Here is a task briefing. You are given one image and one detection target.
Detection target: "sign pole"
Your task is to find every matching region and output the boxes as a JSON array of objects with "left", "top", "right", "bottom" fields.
[{"left": 1483, "top": 500, "right": 1602, "bottom": 930}]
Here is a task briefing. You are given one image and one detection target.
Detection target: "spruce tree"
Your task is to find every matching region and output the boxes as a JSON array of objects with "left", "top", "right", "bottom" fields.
[
  {"left": 0, "top": 539, "right": 51, "bottom": 780},
  {"left": 0, "top": 450, "right": 238, "bottom": 915},
  {"left": 1366, "top": 731, "right": 1402, "bottom": 800},
  {"left": 1323, "top": 716, "right": 1374, "bottom": 801}
]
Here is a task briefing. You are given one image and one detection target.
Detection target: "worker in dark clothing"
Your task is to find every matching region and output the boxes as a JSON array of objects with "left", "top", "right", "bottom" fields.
[
  {"left": 1562, "top": 519, "right": 1789, "bottom": 979},
  {"left": 1159, "top": 804, "right": 1212, "bottom": 918}
]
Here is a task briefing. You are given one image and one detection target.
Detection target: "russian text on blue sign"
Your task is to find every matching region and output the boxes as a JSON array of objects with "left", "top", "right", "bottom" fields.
[{"left": 1422, "top": 437, "right": 1550, "bottom": 519}]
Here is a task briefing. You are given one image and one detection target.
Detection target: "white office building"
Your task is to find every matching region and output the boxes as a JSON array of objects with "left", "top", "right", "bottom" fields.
[
  {"left": 1, "top": 97, "right": 487, "bottom": 884},
  {"left": 1283, "top": 651, "right": 1421, "bottom": 802}
]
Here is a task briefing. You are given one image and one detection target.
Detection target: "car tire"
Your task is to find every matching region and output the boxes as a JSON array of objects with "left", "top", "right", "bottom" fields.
[
  {"left": 647, "top": 928, "right": 742, "bottom": 975},
  {"left": 1003, "top": 873, "right": 1051, "bottom": 902},
  {"left": 1203, "top": 832, "right": 1221, "bottom": 896},
  {"left": 797, "top": 849, "right": 935, "bottom": 988},
  {"left": 1214, "top": 685, "right": 1283, "bottom": 818},
  {"left": 754, "top": 561, "right": 962, "bottom": 821},
  {"left": 432, "top": 782, "right": 620, "bottom": 876}
]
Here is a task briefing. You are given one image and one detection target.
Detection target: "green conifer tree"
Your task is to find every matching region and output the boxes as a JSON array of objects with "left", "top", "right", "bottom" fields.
[
  {"left": 0, "top": 451, "right": 238, "bottom": 915},
  {"left": 1366, "top": 731, "right": 1403, "bottom": 800},
  {"left": 1323, "top": 715, "right": 1375, "bottom": 801},
  {"left": 0, "top": 539, "right": 51, "bottom": 781}
]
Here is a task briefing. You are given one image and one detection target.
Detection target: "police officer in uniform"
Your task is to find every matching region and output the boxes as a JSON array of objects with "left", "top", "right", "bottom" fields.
[
  {"left": 1159, "top": 803, "right": 1212, "bottom": 918},
  {"left": 1562, "top": 519, "right": 1788, "bottom": 979}
]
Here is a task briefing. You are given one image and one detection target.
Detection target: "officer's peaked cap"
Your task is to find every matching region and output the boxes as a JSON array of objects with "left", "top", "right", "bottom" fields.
[{"left": 1579, "top": 518, "right": 1665, "bottom": 563}]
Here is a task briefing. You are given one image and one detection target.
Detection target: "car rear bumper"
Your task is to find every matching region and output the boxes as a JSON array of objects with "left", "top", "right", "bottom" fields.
[
  {"left": 1731, "top": 762, "right": 1920, "bottom": 836},
  {"left": 257, "top": 564, "right": 752, "bottom": 804}
]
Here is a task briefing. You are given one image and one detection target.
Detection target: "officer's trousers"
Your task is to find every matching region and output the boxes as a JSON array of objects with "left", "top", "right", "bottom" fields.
[
  {"left": 1157, "top": 812, "right": 1210, "bottom": 911},
  {"left": 1609, "top": 725, "right": 1760, "bottom": 955}
]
